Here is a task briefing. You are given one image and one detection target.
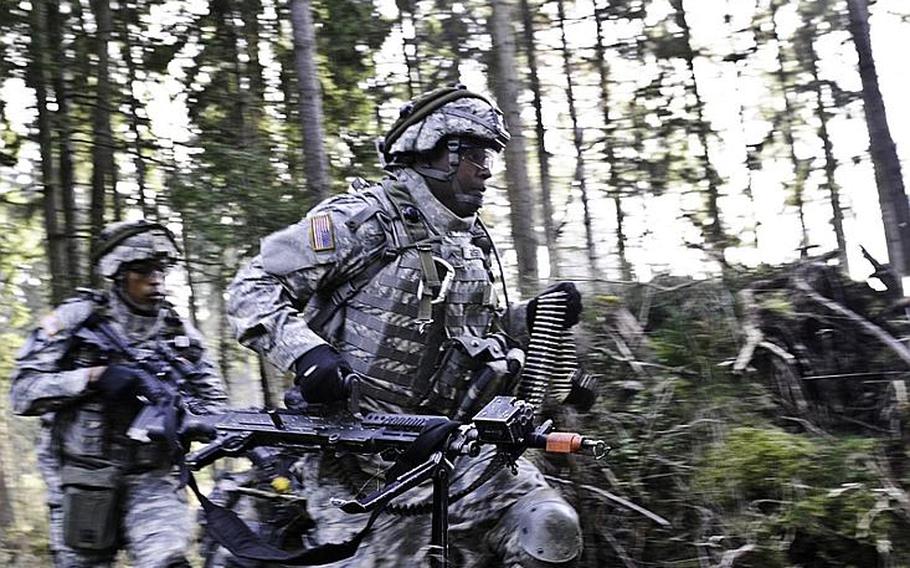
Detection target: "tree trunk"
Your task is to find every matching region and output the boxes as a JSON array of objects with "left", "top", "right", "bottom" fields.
[
  {"left": 179, "top": 215, "right": 200, "bottom": 329},
  {"left": 397, "top": 0, "right": 420, "bottom": 98},
  {"left": 215, "top": 271, "right": 233, "bottom": 401},
  {"left": 771, "top": 0, "right": 810, "bottom": 254},
  {"left": 0, "top": 421, "right": 13, "bottom": 530},
  {"left": 594, "top": 0, "right": 631, "bottom": 281},
  {"left": 120, "top": 3, "right": 152, "bottom": 219},
  {"left": 846, "top": 0, "right": 910, "bottom": 281},
  {"left": 520, "top": 0, "right": 559, "bottom": 278},
  {"left": 30, "top": 0, "right": 67, "bottom": 304},
  {"left": 290, "top": 0, "right": 330, "bottom": 203},
  {"left": 556, "top": 0, "right": 597, "bottom": 277},
  {"left": 489, "top": 0, "right": 539, "bottom": 296},
  {"left": 799, "top": 14, "right": 848, "bottom": 271},
  {"left": 669, "top": 0, "right": 726, "bottom": 258},
  {"left": 279, "top": 44, "right": 303, "bottom": 188},
  {"left": 48, "top": 0, "right": 81, "bottom": 290},
  {"left": 89, "top": 0, "right": 115, "bottom": 283}
]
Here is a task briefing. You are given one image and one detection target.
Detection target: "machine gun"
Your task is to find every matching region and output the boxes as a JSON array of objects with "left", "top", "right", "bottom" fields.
[{"left": 181, "top": 391, "right": 608, "bottom": 568}]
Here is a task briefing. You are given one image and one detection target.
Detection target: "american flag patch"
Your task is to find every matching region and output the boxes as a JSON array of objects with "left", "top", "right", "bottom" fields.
[{"left": 310, "top": 213, "right": 335, "bottom": 252}]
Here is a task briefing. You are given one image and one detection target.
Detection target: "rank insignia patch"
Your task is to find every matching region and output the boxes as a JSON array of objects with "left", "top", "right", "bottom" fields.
[{"left": 310, "top": 213, "right": 335, "bottom": 252}]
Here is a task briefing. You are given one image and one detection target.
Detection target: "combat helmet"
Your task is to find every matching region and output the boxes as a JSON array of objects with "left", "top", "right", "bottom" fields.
[
  {"left": 379, "top": 85, "right": 510, "bottom": 169},
  {"left": 94, "top": 219, "right": 181, "bottom": 279}
]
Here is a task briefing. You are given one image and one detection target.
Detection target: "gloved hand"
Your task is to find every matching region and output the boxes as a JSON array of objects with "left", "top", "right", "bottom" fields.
[
  {"left": 527, "top": 282, "right": 583, "bottom": 330},
  {"left": 92, "top": 364, "right": 142, "bottom": 401},
  {"left": 293, "top": 344, "right": 353, "bottom": 404}
]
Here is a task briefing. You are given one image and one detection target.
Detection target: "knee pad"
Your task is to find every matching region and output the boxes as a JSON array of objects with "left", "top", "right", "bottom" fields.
[{"left": 513, "top": 489, "right": 582, "bottom": 566}]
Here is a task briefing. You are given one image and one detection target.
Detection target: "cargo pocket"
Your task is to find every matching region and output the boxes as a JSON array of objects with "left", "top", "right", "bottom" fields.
[{"left": 61, "top": 464, "right": 121, "bottom": 551}]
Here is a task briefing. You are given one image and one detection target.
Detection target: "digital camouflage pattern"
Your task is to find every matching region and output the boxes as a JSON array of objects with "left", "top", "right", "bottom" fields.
[
  {"left": 225, "top": 166, "right": 580, "bottom": 565},
  {"left": 387, "top": 97, "right": 510, "bottom": 157},
  {"left": 95, "top": 221, "right": 180, "bottom": 279},
  {"left": 10, "top": 288, "right": 227, "bottom": 567},
  {"left": 228, "top": 168, "right": 526, "bottom": 413}
]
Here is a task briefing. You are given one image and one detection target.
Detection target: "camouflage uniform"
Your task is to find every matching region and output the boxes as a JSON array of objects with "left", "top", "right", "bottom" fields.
[
  {"left": 10, "top": 222, "right": 228, "bottom": 568},
  {"left": 227, "top": 156, "right": 581, "bottom": 564}
]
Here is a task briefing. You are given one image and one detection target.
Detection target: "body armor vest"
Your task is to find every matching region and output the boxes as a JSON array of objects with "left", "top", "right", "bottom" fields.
[
  {"left": 306, "top": 181, "right": 498, "bottom": 413},
  {"left": 59, "top": 291, "right": 202, "bottom": 470}
]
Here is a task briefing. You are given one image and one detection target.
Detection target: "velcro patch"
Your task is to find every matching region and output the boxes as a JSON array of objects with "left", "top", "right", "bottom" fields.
[{"left": 310, "top": 213, "right": 335, "bottom": 252}]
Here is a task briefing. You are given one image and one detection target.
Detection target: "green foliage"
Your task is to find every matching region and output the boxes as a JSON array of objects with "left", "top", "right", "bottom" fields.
[
  {"left": 695, "top": 426, "right": 817, "bottom": 501},
  {"left": 314, "top": 0, "right": 392, "bottom": 183}
]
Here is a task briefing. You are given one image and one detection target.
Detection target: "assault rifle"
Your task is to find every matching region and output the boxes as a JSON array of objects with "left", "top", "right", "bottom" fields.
[
  {"left": 180, "top": 388, "right": 608, "bottom": 568},
  {"left": 74, "top": 315, "right": 211, "bottom": 458}
]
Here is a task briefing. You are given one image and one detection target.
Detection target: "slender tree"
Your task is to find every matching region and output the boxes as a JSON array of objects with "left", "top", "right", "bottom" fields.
[
  {"left": 519, "top": 0, "right": 559, "bottom": 278},
  {"left": 397, "top": 0, "right": 422, "bottom": 97},
  {"left": 0, "top": 442, "right": 12, "bottom": 530},
  {"left": 290, "top": 0, "right": 330, "bottom": 202},
  {"left": 47, "top": 0, "right": 80, "bottom": 288},
  {"left": 556, "top": 0, "right": 598, "bottom": 276},
  {"left": 29, "top": 0, "right": 67, "bottom": 303},
  {"left": 770, "top": 0, "right": 810, "bottom": 253},
  {"left": 89, "top": 0, "right": 116, "bottom": 277},
  {"left": 796, "top": 0, "right": 849, "bottom": 270},
  {"left": 846, "top": 0, "right": 910, "bottom": 282},
  {"left": 593, "top": 0, "right": 632, "bottom": 281},
  {"left": 489, "top": 0, "right": 539, "bottom": 295},
  {"left": 120, "top": 0, "right": 152, "bottom": 219},
  {"left": 668, "top": 0, "right": 727, "bottom": 258}
]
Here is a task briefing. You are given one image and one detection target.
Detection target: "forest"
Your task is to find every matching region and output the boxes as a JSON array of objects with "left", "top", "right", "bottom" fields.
[{"left": 2, "top": 0, "right": 910, "bottom": 566}]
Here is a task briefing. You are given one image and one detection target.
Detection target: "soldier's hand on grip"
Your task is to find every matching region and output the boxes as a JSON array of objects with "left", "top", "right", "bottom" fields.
[
  {"left": 527, "top": 282, "right": 583, "bottom": 330},
  {"left": 92, "top": 363, "right": 142, "bottom": 401},
  {"left": 293, "top": 344, "right": 353, "bottom": 404}
]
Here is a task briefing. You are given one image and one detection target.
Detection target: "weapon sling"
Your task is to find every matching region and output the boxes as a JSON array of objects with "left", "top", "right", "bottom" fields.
[{"left": 184, "top": 418, "right": 461, "bottom": 566}]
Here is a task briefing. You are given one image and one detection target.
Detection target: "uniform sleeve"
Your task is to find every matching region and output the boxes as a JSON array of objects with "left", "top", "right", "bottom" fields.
[
  {"left": 9, "top": 301, "right": 95, "bottom": 416},
  {"left": 180, "top": 323, "right": 229, "bottom": 414},
  {"left": 499, "top": 299, "right": 532, "bottom": 349},
  {"left": 227, "top": 204, "right": 387, "bottom": 372}
]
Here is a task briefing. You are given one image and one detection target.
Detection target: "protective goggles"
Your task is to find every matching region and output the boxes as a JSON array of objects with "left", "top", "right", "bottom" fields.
[
  {"left": 459, "top": 147, "right": 502, "bottom": 175},
  {"left": 123, "top": 259, "right": 170, "bottom": 276}
]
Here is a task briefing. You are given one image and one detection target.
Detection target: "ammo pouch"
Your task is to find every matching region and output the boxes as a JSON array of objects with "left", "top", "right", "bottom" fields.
[
  {"left": 420, "top": 334, "right": 517, "bottom": 416},
  {"left": 61, "top": 464, "right": 121, "bottom": 551}
]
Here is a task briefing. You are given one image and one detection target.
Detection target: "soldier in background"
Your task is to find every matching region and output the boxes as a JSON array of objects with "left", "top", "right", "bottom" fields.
[
  {"left": 227, "top": 86, "right": 584, "bottom": 566},
  {"left": 9, "top": 220, "right": 228, "bottom": 568}
]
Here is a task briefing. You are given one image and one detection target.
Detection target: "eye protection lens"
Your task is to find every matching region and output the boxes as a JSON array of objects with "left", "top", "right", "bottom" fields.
[
  {"left": 125, "top": 261, "right": 168, "bottom": 276},
  {"left": 460, "top": 148, "right": 501, "bottom": 174}
]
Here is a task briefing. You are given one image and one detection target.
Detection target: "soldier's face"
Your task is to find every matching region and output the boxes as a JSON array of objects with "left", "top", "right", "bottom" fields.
[
  {"left": 122, "top": 260, "right": 167, "bottom": 309},
  {"left": 429, "top": 146, "right": 494, "bottom": 217}
]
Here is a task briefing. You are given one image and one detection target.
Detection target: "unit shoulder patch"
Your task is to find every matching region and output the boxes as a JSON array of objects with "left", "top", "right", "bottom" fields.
[{"left": 310, "top": 213, "right": 336, "bottom": 252}]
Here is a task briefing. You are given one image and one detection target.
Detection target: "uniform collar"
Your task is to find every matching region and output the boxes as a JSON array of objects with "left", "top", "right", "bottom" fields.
[
  {"left": 107, "top": 288, "right": 167, "bottom": 343},
  {"left": 397, "top": 168, "right": 476, "bottom": 233}
]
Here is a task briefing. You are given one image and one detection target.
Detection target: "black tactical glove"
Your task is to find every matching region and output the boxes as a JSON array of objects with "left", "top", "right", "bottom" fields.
[
  {"left": 94, "top": 363, "right": 169, "bottom": 402},
  {"left": 527, "top": 282, "right": 583, "bottom": 330},
  {"left": 93, "top": 364, "right": 142, "bottom": 401},
  {"left": 293, "top": 344, "right": 353, "bottom": 404}
]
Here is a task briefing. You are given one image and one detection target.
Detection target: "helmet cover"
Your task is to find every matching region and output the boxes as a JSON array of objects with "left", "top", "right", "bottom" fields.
[
  {"left": 385, "top": 88, "right": 510, "bottom": 161},
  {"left": 95, "top": 220, "right": 180, "bottom": 279}
]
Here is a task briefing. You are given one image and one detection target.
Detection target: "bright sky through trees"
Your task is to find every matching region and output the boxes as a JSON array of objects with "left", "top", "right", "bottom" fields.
[{"left": 1, "top": 0, "right": 909, "bottom": 285}]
